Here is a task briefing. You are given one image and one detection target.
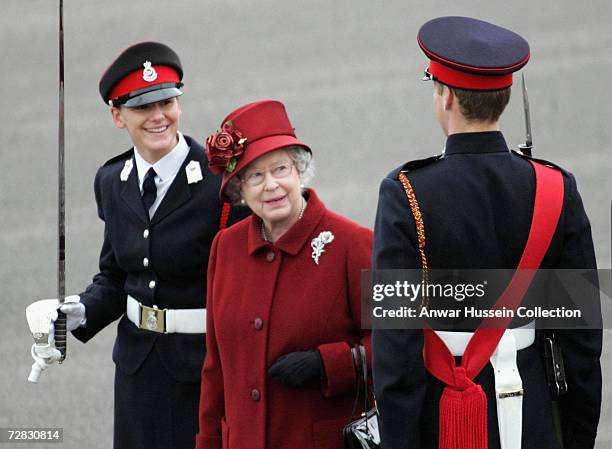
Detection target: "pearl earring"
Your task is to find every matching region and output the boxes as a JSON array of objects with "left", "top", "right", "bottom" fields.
[{"left": 240, "top": 198, "right": 246, "bottom": 205}]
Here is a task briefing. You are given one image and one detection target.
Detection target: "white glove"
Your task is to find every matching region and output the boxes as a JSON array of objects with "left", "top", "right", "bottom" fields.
[
  {"left": 27, "top": 301, "right": 61, "bottom": 383},
  {"left": 58, "top": 298, "right": 87, "bottom": 331},
  {"left": 25, "top": 295, "right": 85, "bottom": 382},
  {"left": 29, "top": 342, "right": 63, "bottom": 382}
]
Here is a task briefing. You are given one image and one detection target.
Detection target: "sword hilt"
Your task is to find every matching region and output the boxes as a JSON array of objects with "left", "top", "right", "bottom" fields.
[{"left": 54, "top": 311, "right": 67, "bottom": 362}]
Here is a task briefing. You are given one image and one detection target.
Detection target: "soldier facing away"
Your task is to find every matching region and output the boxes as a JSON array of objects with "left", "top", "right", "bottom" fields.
[{"left": 371, "top": 16, "right": 602, "bottom": 449}]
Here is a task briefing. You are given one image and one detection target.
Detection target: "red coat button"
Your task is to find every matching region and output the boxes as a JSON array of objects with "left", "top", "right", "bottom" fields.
[
  {"left": 251, "top": 388, "right": 261, "bottom": 401},
  {"left": 266, "top": 251, "right": 275, "bottom": 262},
  {"left": 254, "top": 318, "right": 263, "bottom": 330}
]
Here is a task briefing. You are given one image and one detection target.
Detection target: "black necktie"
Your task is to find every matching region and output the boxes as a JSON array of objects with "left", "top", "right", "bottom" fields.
[{"left": 141, "top": 167, "right": 157, "bottom": 218}]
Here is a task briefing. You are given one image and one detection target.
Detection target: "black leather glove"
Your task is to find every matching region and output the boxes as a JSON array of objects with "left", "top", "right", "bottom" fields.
[{"left": 268, "top": 350, "right": 324, "bottom": 388}]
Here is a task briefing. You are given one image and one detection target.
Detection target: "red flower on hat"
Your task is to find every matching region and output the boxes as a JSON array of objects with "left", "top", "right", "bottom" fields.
[{"left": 205, "top": 121, "right": 247, "bottom": 174}]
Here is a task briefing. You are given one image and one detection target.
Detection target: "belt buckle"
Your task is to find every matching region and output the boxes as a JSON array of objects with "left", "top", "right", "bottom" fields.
[
  {"left": 139, "top": 304, "right": 166, "bottom": 333},
  {"left": 497, "top": 388, "right": 524, "bottom": 399}
]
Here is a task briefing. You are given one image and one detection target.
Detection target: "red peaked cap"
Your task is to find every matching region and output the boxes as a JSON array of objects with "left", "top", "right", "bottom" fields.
[
  {"left": 219, "top": 100, "right": 311, "bottom": 201},
  {"left": 99, "top": 41, "right": 183, "bottom": 107}
]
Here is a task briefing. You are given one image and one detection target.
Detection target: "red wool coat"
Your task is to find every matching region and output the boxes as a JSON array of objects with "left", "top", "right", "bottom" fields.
[{"left": 196, "top": 189, "right": 373, "bottom": 449}]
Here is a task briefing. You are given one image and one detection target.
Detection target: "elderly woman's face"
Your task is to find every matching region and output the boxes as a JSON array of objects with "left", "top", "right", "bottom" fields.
[{"left": 240, "top": 148, "right": 302, "bottom": 228}]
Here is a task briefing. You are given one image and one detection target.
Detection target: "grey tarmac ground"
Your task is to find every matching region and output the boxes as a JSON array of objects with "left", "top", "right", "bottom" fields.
[{"left": 1, "top": 1, "right": 610, "bottom": 448}]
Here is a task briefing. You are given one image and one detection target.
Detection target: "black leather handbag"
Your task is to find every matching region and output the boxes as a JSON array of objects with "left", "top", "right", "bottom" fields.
[{"left": 342, "top": 345, "right": 381, "bottom": 449}]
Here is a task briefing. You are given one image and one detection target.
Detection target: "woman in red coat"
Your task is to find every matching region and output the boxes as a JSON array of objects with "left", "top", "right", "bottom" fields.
[{"left": 195, "top": 100, "right": 373, "bottom": 449}]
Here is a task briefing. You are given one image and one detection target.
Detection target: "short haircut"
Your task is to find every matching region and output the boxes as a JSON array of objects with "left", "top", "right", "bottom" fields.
[{"left": 435, "top": 81, "right": 511, "bottom": 123}]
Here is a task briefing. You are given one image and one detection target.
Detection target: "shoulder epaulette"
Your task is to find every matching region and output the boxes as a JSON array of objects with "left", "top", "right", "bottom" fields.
[
  {"left": 102, "top": 148, "right": 133, "bottom": 167},
  {"left": 510, "top": 150, "right": 569, "bottom": 175},
  {"left": 399, "top": 154, "right": 443, "bottom": 173}
]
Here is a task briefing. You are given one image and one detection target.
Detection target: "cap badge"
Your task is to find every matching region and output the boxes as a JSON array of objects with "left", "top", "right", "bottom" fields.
[
  {"left": 311, "top": 231, "right": 335, "bottom": 265},
  {"left": 142, "top": 61, "right": 158, "bottom": 82}
]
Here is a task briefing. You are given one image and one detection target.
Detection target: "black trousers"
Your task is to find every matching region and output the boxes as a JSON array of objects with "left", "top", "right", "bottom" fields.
[{"left": 114, "top": 347, "right": 200, "bottom": 449}]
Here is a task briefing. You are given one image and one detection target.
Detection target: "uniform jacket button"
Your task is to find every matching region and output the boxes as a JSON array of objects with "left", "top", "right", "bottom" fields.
[
  {"left": 266, "top": 251, "right": 275, "bottom": 262},
  {"left": 254, "top": 318, "right": 263, "bottom": 330},
  {"left": 143, "top": 257, "right": 149, "bottom": 267},
  {"left": 143, "top": 229, "right": 150, "bottom": 239},
  {"left": 251, "top": 388, "right": 261, "bottom": 401},
  {"left": 149, "top": 280, "right": 156, "bottom": 289}
]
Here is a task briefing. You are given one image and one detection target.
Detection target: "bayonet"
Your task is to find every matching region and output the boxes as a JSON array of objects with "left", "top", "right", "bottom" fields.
[
  {"left": 517, "top": 73, "right": 533, "bottom": 156},
  {"left": 517, "top": 72, "right": 569, "bottom": 400}
]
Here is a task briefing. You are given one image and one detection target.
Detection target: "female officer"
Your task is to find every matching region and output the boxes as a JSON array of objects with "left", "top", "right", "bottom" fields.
[{"left": 28, "top": 42, "right": 248, "bottom": 449}]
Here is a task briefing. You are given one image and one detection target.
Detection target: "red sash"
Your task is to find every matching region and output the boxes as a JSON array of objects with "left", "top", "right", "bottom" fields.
[{"left": 400, "top": 160, "right": 564, "bottom": 449}]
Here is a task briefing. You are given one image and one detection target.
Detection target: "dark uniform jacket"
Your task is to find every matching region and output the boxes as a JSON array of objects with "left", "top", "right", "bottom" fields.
[
  {"left": 372, "top": 131, "right": 602, "bottom": 449},
  {"left": 72, "top": 135, "right": 249, "bottom": 383}
]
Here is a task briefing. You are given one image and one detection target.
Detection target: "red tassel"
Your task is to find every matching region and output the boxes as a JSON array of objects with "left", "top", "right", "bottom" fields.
[
  {"left": 439, "top": 379, "right": 487, "bottom": 449},
  {"left": 219, "top": 202, "right": 231, "bottom": 230}
]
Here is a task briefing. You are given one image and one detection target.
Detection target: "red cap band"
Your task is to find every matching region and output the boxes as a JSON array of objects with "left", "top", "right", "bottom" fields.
[
  {"left": 428, "top": 60, "right": 513, "bottom": 90},
  {"left": 109, "top": 65, "right": 180, "bottom": 101}
]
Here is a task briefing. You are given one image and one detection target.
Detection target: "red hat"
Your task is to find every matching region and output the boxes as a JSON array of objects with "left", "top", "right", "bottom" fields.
[{"left": 205, "top": 100, "right": 311, "bottom": 201}]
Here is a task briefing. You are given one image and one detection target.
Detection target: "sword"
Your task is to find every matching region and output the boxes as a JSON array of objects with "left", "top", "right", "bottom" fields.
[
  {"left": 55, "top": 0, "right": 67, "bottom": 362},
  {"left": 517, "top": 73, "right": 533, "bottom": 156},
  {"left": 26, "top": 0, "right": 66, "bottom": 382}
]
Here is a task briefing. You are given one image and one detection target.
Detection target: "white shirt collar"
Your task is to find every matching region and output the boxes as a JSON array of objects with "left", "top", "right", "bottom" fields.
[{"left": 133, "top": 132, "right": 190, "bottom": 187}]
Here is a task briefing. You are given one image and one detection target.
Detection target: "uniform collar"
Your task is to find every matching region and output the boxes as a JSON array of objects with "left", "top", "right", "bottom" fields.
[
  {"left": 247, "top": 188, "right": 326, "bottom": 256},
  {"left": 443, "top": 131, "right": 509, "bottom": 155},
  {"left": 133, "top": 131, "right": 190, "bottom": 187}
]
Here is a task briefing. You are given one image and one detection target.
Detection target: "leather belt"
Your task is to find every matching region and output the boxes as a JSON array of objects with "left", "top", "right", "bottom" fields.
[{"left": 126, "top": 295, "right": 206, "bottom": 334}]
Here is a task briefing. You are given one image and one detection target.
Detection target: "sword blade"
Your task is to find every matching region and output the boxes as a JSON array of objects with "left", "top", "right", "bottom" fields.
[{"left": 56, "top": 0, "right": 67, "bottom": 362}]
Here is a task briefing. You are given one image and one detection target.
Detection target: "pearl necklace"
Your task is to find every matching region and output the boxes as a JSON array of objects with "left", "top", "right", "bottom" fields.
[{"left": 261, "top": 196, "right": 306, "bottom": 242}]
